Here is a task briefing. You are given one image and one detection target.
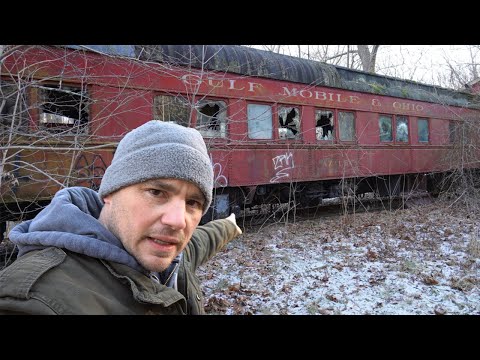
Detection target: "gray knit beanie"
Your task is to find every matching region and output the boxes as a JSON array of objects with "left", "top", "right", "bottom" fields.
[{"left": 98, "top": 120, "right": 213, "bottom": 214}]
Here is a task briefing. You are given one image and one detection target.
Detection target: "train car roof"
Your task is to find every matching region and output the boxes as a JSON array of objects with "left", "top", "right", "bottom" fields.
[{"left": 68, "top": 45, "right": 479, "bottom": 109}]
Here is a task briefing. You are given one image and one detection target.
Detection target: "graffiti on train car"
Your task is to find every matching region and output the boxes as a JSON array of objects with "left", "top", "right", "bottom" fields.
[
  {"left": 270, "top": 152, "right": 295, "bottom": 183},
  {"left": 73, "top": 154, "right": 108, "bottom": 191},
  {"left": 210, "top": 154, "right": 228, "bottom": 187}
]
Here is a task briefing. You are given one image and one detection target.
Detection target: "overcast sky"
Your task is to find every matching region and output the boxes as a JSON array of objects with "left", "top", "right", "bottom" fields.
[{"left": 376, "top": 45, "right": 477, "bottom": 86}]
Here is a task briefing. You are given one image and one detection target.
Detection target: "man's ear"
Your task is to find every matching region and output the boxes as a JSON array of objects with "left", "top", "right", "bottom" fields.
[{"left": 102, "top": 194, "right": 112, "bottom": 205}]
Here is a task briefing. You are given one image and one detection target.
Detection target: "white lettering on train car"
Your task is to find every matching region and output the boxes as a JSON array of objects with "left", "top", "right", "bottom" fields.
[{"left": 270, "top": 152, "right": 294, "bottom": 183}]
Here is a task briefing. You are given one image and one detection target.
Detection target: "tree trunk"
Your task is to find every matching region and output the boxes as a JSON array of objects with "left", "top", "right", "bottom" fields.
[{"left": 357, "top": 45, "right": 380, "bottom": 73}]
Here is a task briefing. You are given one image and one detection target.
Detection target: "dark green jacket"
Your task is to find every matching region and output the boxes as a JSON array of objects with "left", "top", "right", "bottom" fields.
[{"left": 0, "top": 218, "right": 238, "bottom": 315}]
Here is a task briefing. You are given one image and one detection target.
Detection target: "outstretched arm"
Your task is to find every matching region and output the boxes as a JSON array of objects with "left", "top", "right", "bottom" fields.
[{"left": 185, "top": 214, "right": 242, "bottom": 269}]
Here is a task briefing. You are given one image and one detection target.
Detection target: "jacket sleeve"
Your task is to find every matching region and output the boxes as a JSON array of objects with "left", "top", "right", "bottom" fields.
[{"left": 184, "top": 218, "right": 241, "bottom": 270}]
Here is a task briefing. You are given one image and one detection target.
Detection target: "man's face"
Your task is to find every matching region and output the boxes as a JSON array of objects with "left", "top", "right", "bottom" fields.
[{"left": 99, "top": 178, "right": 205, "bottom": 272}]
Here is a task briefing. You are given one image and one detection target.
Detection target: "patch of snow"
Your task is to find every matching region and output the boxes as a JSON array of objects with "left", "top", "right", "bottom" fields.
[{"left": 199, "top": 201, "right": 480, "bottom": 315}]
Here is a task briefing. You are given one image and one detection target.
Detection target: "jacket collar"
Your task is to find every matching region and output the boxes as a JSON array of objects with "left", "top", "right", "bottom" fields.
[{"left": 100, "top": 259, "right": 187, "bottom": 309}]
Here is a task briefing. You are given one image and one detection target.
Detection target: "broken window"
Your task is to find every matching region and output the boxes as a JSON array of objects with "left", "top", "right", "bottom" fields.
[
  {"left": 278, "top": 106, "right": 300, "bottom": 140},
  {"left": 396, "top": 116, "right": 409, "bottom": 142},
  {"left": 315, "top": 109, "right": 334, "bottom": 141},
  {"left": 154, "top": 94, "right": 191, "bottom": 127},
  {"left": 247, "top": 103, "right": 272, "bottom": 139},
  {"left": 1, "top": 81, "right": 29, "bottom": 133},
  {"left": 417, "top": 118, "right": 429, "bottom": 143},
  {"left": 38, "top": 84, "right": 89, "bottom": 134},
  {"left": 195, "top": 99, "right": 227, "bottom": 138},
  {"left": 379, "top": 115, "right": 392, "bottom": 142},
  {"left": 338, "top": 111, "right": 355, "bottom": 141}
]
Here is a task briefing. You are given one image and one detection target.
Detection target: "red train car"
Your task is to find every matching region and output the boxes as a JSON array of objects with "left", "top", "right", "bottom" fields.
[{"left": 1, "top": 45, "right": 479, "bottom": 231}]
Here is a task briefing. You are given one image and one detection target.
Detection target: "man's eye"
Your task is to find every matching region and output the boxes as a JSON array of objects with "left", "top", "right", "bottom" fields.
[
  {"left": 187, "top": 199, "right": 203, "bottom": 210},
  {"left": 149, "top": 189, "right": 163, "bottom": 197}
]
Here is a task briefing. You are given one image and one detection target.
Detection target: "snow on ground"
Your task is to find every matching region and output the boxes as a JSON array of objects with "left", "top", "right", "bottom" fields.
[{"left": 198, "top": 200, "right": 480, "bottom": 315}]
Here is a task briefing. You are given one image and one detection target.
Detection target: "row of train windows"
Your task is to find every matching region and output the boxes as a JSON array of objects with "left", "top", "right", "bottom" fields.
[
  {"left": 156, "top": 96, "right": 433, "bottom": 143},
  {"left": 247, "top": 103, "right": 350, "bottom": 141},
  {"left": 379, "top": 115, "right": 430, "bottom": 143},
  {"left": 249, "top": 105, "right": 431, "bottom": 143},
  {"left": 155, "top": 96, "right": 346, "bottom": 140},
  {"left": 0, "top": 85, "right": 446, "bottom": 144}
]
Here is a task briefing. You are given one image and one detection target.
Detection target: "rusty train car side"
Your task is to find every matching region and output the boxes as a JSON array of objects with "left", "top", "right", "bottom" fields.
[{"left": 1, "top": 45, "right": 480, "bottom": 234}]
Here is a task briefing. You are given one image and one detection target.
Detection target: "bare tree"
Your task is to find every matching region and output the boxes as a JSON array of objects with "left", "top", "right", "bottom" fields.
[
  {"left": 437, "top": 45, "right": 480, "bottom": 90},
  {"left": 251, "top": 45, "right": 381, "bottom": 72},
  {"left": 258, "top": 45, "right": 282, "bottom": 54},
  {"left": 357, "top": 45, "right": 381, "bottom": 73}
]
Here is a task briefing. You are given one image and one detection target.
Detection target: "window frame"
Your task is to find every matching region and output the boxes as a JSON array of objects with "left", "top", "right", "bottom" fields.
[
  {"left": 35, "top": 83, "right": 91, "bottom": 135},
  {"left": 247, "top": 102, "right": 273, "bottom": 140},
  {"left": 338, "top": 110, "right": 356, "bottom": 142},
  {"left": 417, "top": 118, "right": 429, "bottom": 144},
  {"left": 395, "top": 115, "right": 409, "bottom": 143},
  {"left": 379, "top": 113, "right": 410, "bottom": 144},
  {"left": 276, "top": 104, "right": 302, "bottom": 141},
  {"left": 449, "top": 120, "right": 458, "bottom": 144},
  {"left": 153, "top": 93, "right": 193, "bottom": 128},
  {"left": 194, "top": 97, "right": 228, "bottom": 139},
  {"left": 0, "top": 80, "right": 30, "bottom": 133},
  {"left": 315, "top": 107, "right": 335, "bottom": 142}
]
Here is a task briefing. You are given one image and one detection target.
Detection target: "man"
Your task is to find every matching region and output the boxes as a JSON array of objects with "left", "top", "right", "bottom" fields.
[{"left": 0, "top": 120, "right": 242, "bottom": 314}]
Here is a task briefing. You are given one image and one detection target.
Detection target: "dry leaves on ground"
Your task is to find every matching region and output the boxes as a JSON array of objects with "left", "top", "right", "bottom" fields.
[{"left": 198, "top": 201, "right": 480, "bottom": 315}]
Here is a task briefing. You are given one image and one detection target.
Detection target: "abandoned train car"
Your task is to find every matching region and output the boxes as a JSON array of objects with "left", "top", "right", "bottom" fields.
[{"left": 1, "top": 44, "right": 480, "bottom": 234}]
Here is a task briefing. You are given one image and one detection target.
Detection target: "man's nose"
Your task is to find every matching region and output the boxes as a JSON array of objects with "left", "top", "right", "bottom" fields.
[{"left": 161, "top": 199, "right": 187, "bottom": 230}]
